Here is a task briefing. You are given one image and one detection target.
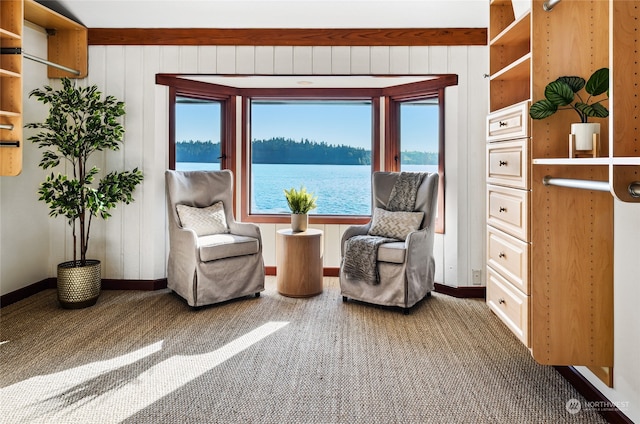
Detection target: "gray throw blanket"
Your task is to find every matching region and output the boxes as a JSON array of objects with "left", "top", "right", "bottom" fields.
[
  {"left": 342, "top": 235, "right": 397, "bottom": 284},
  {"left": 342, "top": 172, "right": 427, "bottom": 285},
  {"left": 387, "top": 171, "right": 424, "bottom": 211}
]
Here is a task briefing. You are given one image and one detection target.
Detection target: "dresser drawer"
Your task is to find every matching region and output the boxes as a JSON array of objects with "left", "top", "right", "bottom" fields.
[
  {"left": 487, "top": 267, "right": 529, "bottom": 346},
  {"left": 487, "top": 184, "right": 529, "bottom": 240},
  {"left": 487, "top": 226, "right": 529, "bottom": 294},
  {"left": 487, "top": 101, "right": 530, "bottom": 142},
  {"left": 487, "top": 139, "right": 529, "bottom": 189}
]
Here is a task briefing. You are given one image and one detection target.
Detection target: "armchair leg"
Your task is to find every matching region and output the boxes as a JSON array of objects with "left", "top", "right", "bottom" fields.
[
  {"left": 342, "top": 296, "right": 348, "bottom": 303},
  {"left": 427, "top": 292, "right": 432, "bottom": 297},
  {"left": 255, "top": 292, "right": 261, "bottom": 298},
  {"left": 403, "top": 307, "right": 410, "bottom": 315}
]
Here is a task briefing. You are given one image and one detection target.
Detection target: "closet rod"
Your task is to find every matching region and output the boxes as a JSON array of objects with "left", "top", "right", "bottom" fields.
[
  {"left": 0, "top": 47, "right": 80, "bottom": 76},
  {"left": 542, "top": 176, "right": 610, "bottom": 192},
  {"left": 629, "top": 182, "right": 640, "bottom": 198},
  {"left": 543, "top": 0, "right": 562, "bottom": 11},
  {"left": 0, "top": 124, "right": 14, "bottom": 130}
]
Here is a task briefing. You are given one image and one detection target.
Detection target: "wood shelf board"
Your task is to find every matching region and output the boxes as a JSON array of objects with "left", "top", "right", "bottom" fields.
[
  {"left": 0, "top": 28, "right": 21, "bottom": 40},
  {"left": 532, "top": 157, "right": 610, "bottom": 165},
  {"left": 490, "top": 53, "right": 531, "bottom": 81},
  {"left": 24, "top": 0, "right": 85, "bottom": 31},
  {"left": 0, "top": 68, "right": 21, "bottom": 78},
  {"left": 490, "top": 10, "right": 531, "bottom": 47},
  {"left": 0, "top": 110, "right": 21, "bottom": 117},
  {"left": 533, "top": 157, "right": 640, "bottom": 166}
]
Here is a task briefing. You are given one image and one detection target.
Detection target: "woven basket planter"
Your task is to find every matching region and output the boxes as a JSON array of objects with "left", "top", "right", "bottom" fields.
[{"left": 57, "top": 260, "right": 101, "bottom": 309}]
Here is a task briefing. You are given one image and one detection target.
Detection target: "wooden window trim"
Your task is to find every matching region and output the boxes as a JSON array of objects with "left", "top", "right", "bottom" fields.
[
  {"left": 240, "top": 92, "right": 380, "bottom": 225},
  {"left": 385, "top": 88, "right": 447, "bottom": 234}
]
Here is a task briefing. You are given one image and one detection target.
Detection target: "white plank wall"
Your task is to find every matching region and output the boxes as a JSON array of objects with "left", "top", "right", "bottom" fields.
[
  {"left": 88, "top": 44, "right": 487, "bottom": 286},
  {"left": 1, "top": 41, "right": 489, "bottom": 295}
]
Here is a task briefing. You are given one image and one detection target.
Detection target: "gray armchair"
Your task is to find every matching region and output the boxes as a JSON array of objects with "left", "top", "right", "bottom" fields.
[
  {"left": 165, "top": 170, "right": 265, "bottom": 307},
  {"left": 339, "top": 171, "right": 439, "bottom": 313}
]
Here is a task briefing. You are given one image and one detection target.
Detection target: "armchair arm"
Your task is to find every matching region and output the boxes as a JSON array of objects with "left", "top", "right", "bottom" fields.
[
  {"left": 228, "top": 221, "right": 263, "bottom": 242},
  {"left": 167, "top": 225, "right": 201, "bottom": 276},
  {"left": 340, "top": 223, "right": 371, "bottom": 256},
  {"left": 405, "top": 227, "right": 432, "bottom": 266}
]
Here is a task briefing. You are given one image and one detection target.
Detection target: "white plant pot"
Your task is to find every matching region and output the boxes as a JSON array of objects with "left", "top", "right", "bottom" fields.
[
  {"left": 571, "top": 122, "right": 600, "bottom": 151},
  {"left": 291, "top": 213, "right": 308, "bottom": 232}
]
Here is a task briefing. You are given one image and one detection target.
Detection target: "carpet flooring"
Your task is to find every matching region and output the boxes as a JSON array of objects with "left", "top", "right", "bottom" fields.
[{"left": 0, "top": 277, "right": 607, "bottom": 423}]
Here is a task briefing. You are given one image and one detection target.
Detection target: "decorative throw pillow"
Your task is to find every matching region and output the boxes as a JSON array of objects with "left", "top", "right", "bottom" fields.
[
  {"left": 176, "top": 202, "right": 229, "bottom": 236},
  {"left": 368, "top": 207, "right": 424, "bottom": 241}
]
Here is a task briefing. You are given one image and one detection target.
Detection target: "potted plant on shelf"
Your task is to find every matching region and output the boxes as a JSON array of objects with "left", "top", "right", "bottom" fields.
[
  {"left": 27, "top": 78, "right": 143, "bottom": 309},
  {"left": 529, "top": 67, "right": 609, "bottom": 153},
  {"left": 284, "top": 185, "right": 317, "bottom": 232}
]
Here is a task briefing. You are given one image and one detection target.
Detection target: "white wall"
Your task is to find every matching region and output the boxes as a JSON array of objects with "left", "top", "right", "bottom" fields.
[{"left": 2, "top": 42, "right": 488, "bottom": 294}]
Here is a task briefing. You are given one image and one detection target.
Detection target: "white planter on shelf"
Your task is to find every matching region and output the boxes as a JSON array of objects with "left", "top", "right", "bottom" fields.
[{"left": 571, "top": 122, "right": 600, "bottom": 151}]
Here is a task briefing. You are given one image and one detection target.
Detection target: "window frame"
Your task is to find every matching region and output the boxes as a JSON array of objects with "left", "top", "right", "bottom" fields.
[
  {"left": 240, "top": 89, "right": 381, "bottom": 225},
  {"left": 157, "top": 73, "right": 456, "bottom": 230},
  {"left": 163, "top": 77, "right": 236, "bottom": 175},
  {"left": 385, "top": 88, "right": 446, "bottom": 233}
]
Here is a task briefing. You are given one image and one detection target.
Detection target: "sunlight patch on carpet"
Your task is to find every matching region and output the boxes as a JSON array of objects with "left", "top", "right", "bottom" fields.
[{"left": 0, "top": 321, "right": 289, "bottom": 423}]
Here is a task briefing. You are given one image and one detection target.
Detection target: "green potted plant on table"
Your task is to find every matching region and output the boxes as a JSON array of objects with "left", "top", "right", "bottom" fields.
[
  {"left": 284, "top": 185, "right": 317, "bottom": 232},
  {"left": 529, "top": 67, "right": 609, "bottom": 153},
  {"left": 27, "top": 78, "right": 143, "bottom": 309}
]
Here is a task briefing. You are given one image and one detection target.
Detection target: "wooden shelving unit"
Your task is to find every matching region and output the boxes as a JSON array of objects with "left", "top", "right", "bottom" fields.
[
  {"left": 0, "top": 0, "right": 23, "bottom": 176},
  {"left": 489, "top": 0, "right": 531, "bottom": 112},
  {"left": 0, "top": 0, "right": 87, "bottom": 177},
  {"left": 487, "top": 0, "right": 623, "bottom": 387}
]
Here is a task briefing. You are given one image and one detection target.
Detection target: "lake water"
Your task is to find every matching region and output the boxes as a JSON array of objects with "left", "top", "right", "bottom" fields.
[{"left": 176, "top": 163, "right": 438, "bottom": 215}]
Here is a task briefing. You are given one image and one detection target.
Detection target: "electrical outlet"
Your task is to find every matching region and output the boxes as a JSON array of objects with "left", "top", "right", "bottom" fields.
[{"left": 472, "top": 269, "right": 482, "bottom": 285}]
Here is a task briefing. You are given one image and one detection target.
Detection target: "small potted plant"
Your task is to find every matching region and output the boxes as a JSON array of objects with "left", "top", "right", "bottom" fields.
[
  {"left": 529, "top": 67, "right": 609, "bottom": 152},
  {"left": 284, "top": 185, "right": 317, "bottom": 232},
  {"left": 27, "top": 78, "right": 143, "bottom": 309}
]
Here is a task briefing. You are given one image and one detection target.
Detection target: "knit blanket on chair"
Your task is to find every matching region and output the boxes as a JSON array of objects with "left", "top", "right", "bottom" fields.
[
  {"left": 342, "top": 235, "right": 397, "bottom": 284},
  {"left": 342, "top": 172, "right": 426, "bottom": 285}
]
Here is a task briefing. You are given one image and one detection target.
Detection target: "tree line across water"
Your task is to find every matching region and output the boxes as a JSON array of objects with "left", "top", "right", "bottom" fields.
[{"left": 176, "top": 137, "right": 438, "bottom": 165}]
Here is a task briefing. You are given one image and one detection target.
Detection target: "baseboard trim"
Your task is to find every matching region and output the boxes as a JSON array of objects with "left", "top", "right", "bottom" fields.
[
  {"left": 1, "top": 277, "right": 168, "bottom": 308},
  {"left": 434, "top": 282, "right": 486, "bottom": 298},
  {"left": 554, "top": 366, "right": 634, "bottom": 424},
  {"left": 0, "top": 278, "right": 54, "bottom": 307},
  {"left": 2, "top": 272, "right": 486, "bottom": 307}
]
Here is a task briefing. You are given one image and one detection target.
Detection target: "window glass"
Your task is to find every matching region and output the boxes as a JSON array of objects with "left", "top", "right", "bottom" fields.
[
  {"left": 399, "top": 98, "right": 439, "bottom": 174},
  {"left": 250, "top": 100, "right": 372, "bottom": 215},
  {"left": 175, "top": 96, "right": 222, "bottom": 171}
]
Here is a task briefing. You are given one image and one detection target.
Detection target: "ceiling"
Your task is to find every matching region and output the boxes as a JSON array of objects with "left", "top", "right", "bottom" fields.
[{"left": 39, "top": 0, "right": 488, "bottom": 29}]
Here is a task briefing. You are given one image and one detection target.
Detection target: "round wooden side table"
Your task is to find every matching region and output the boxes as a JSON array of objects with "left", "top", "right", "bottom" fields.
[{"left": 276, "top": 228, "right": 323, "bottom": 297}]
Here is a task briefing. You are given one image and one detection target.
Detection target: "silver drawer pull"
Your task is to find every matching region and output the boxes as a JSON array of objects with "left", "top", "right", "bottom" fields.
[
  {"left": 499, "top": 121, "right": 507, "bottom": 127},
  {"left": 498, "top": 298, "right": 506, "bottom": 305},
  {"left": 499, "top": 207, "right": 507, "bottom": 213},
  {"left": 499, "top": 160, "right": 508, "bottom": 166},
  {"left": 498, "top": 252, "right": 506, "bottom": 259}
]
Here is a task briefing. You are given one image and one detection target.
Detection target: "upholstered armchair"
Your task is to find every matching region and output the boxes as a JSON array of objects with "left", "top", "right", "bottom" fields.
[
  {"left": 165, "top": 170, "right": 265, "bottom": 307},
  {"left": 339, "top": 171, "right": 439, "bottom": 313}
]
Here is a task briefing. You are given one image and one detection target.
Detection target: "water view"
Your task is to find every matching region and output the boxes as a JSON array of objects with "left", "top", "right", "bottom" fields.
[{"left": 176, "top": 162, "right": 438, "bottom": 215}]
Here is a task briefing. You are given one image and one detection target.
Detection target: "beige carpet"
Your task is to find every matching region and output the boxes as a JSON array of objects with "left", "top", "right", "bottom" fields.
[{"left": 0, "top": 277, "right": 606, "bottom": 424}]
